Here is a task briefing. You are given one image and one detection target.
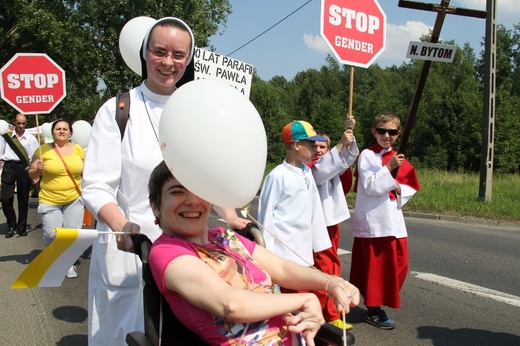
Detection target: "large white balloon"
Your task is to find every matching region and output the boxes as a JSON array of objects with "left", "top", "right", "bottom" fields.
[
  {"left": 41, "top": 122, "right": 52, "bottom": 137},
  {"left": 160, "top": 80, "right": 267, "bottom": 208},
  {"left": 0, "top": 120, "right": 9, "bottom": 135},
  {"left": 71, "top": 120, "right": 92, "bottom": 149},
  {"left": 119, "top": 16, "right": 156, "bottom": 76}
]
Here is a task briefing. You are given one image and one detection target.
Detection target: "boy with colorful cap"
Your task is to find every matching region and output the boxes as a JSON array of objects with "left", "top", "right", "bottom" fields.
[{"left": 258, "top": 120, "right": 331, "bottom": 271}]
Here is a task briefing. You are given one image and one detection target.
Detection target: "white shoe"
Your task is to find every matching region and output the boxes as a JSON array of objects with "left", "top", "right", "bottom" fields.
[{"left": 66, "top": 266, "right": 77, "bottom": 278}]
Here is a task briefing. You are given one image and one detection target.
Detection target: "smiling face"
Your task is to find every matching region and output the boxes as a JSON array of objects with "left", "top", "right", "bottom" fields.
[
  {"left": 151, "top": 175, "right": 211, "bottom": 243},
  {"left": 371, "top": 120, "right": 401, "bottom": 149},
  {"left": 144, "top": 25, "right": 191, "bottom": 95}
]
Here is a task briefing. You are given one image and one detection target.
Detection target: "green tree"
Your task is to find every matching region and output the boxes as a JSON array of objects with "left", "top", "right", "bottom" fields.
[
  {"left": 406, "top": 42, "right": 482, "bottom": 171},
  {"left": 250, "top": 75, "right": 290, "bottom": 166},
  {"left": 494, "top": 87, "right": 520, "bottom": 173},
  {"left": 511, "top": 24, "right": 520, "bottom": 97}
]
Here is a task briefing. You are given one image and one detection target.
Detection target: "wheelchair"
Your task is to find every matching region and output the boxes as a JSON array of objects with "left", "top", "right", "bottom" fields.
[{"left": 126, "top": 223, "right": 355, "bottom": 345}]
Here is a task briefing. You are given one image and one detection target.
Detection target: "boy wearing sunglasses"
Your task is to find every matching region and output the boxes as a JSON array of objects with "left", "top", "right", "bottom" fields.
[{"left": 349, "top": 112, "right": 421, "bottom": 330}]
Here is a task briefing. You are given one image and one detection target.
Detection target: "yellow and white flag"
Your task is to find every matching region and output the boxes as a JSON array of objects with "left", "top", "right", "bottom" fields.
[{"left": 12, "top": 228, "right": 98, "bottom": 289}]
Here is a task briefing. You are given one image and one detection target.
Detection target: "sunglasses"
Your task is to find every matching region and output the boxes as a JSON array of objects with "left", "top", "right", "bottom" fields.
[{"left": 375, "top": 128, "right": 399, "bottom": 136}]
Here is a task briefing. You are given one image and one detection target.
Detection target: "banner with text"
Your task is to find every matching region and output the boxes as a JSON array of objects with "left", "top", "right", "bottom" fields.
[{"left": 194, "top": 48, "right": 254, "bottom": 99}]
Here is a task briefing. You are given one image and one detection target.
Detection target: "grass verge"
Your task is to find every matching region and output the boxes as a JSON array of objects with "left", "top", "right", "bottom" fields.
[{"left": 346, "top": 169, "right": 520, "bottom": 222}]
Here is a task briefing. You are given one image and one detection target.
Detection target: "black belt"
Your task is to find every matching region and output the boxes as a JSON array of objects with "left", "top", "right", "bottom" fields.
[{"left": 3, "top": 160, "right": 22, "bottom": 164}]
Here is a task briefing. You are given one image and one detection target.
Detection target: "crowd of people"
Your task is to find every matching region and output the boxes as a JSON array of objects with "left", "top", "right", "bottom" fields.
[{"left": 1, "top": 15, "right": 421, "bottom": 346}]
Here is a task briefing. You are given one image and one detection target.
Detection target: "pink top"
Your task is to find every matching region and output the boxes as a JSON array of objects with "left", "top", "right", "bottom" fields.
[{"left": 150, "top": 227, "right": 304, "bottom": 345}]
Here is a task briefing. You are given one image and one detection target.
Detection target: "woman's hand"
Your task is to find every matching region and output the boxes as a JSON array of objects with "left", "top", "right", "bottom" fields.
[
  {"left": 28, "top": 158, "right": 44, "bottom": 179},
  {"left": 36, "top": 158, "right": 44, "bottom": 171},
  {"left": 284, "top": 294, "right": 324, "bottom": 346},
  {"left": 327, "top": 277, "right": 360, "bottom": 314},
  {"left": 115, "top": 221, "right": 141, "bottom": 253}
]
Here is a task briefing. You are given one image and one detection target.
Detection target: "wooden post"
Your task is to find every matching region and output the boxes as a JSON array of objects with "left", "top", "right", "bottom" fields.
[
  {"left": 34, "top": 115, "right": 42, "bottom": 158},
  {"left": 348, "top": 66, "right": 354, "bottom": 116}
]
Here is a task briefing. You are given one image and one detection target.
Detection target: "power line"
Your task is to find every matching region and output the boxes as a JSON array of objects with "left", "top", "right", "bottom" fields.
[{"left": 227, "top": 0, "right": 314, "bottom": 56}]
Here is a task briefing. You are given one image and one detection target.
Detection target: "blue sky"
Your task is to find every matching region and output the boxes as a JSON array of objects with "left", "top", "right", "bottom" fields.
[{"left": 207, "top": 0, "right": 519, "bottom": 80}]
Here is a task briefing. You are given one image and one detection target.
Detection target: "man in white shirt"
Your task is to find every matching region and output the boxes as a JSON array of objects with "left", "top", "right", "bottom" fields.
[{"left": 0, "top": 113, "right": 39, "bottom": 237}]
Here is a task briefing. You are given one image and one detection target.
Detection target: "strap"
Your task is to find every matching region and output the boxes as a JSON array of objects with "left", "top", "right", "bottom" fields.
[
  {"left": 2, "top": 133, "right": 30, "bottom": 167},
  {"left": 159, "top": 298, "right": 163, "bottom": 346},
  {"left": 116, "top": 91, "right": 131, "bottom": 140},
  {"left": 53, "top": 144, "right": 82, "bottom": 196}
]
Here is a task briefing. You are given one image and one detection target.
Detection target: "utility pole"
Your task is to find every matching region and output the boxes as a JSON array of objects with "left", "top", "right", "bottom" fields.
[
  {"left": 478, "top": 0, "right": 497, "bottom": 201},
  {"left": 397, "top": 0, "right": 486, "bottom": 155}
]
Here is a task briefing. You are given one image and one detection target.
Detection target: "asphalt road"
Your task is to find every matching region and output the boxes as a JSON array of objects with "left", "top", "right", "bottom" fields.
[
  {"left": 336, "top": 217, "right": 520, "bottom": 346},
  {"left": 0, "top": 197, "right": 91, "bottom": 345},
  {"left": 1, "top": 196, "right": 519, "bottom": 345}
]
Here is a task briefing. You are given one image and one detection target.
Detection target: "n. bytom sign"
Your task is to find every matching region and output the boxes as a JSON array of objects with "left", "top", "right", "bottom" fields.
[{"left": 406, "top": 42, "right": 457, "bottom": 63}]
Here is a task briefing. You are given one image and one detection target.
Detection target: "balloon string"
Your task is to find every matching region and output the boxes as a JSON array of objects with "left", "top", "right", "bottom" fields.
[{"left": 343, "top": 309, "right": 347, "bottom": 346}]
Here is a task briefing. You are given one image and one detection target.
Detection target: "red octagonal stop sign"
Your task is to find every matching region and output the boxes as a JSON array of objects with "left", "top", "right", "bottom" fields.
[
  {"left": 321, "top": 0, "right": 386, "bottom": 68},
  {"left": 0, "top": 53, "right": 66, "bottom": 114}
]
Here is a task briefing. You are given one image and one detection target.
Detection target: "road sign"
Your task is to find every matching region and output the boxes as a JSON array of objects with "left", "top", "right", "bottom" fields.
[
  {"left": 320, "top": 0, "right": 386, "bottom": 68},
  {"left": 406, "top": 41, "right": 457, "bottom": 63},
  {"left": 0, "top": 53, "right": 66, "bottom": 114}
]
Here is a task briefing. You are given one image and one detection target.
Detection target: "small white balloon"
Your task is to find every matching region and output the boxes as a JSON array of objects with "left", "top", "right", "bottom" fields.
[
  {"left": 71, "top": 120, "right": 92, "bottom": 149},
  {"left": 41, "top": 122, "right": 52, "bottom": 137},
  {"left": 119, "top": 16, "right": 156, "bottom": 76},
  {"left": 159, "top": 79, "right": 267, "bottom": 208},
  {"left": 0, "top": 120, "right": 9, "bottom": 135}
]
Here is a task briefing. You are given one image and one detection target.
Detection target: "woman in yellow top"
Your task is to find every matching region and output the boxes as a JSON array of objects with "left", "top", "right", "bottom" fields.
[{"left": 28, "top": 119, "right": 85, "bottom": 278}]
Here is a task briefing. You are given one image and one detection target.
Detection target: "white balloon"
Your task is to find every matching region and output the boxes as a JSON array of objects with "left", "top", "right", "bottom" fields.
[
  {"left": 71, "top": 120, "right": 92, "bottom": 149},
  {"left": 160, "top": 80, "right": 267, "bottom": 208},
  {"left": 0, "top": 120, "right": 9, "bottom": 135},
  {"left": 41, "top": 122, "right": 52, "bottom": 137},
  {"left": 119, "top": 16, "right": 156, "bottom": 76}
]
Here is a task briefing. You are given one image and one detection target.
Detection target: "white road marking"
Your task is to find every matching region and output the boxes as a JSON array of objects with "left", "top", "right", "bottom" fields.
[
  {"left": 338, "top": 248, "right": 351, "bottom": 255},
  {"left": 411, "top": 271, "right": 520, "bottom": 308}
]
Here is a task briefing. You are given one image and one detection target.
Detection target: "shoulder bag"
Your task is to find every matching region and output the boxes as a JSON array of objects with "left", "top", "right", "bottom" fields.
[{"left": 53, "top": 144, "right": 92, "bottom": 227}]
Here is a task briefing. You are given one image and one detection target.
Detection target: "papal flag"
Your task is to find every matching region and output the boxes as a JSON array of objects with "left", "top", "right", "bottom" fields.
[{"left": 12, "top": 228, "right": 98, "bottom": 289}]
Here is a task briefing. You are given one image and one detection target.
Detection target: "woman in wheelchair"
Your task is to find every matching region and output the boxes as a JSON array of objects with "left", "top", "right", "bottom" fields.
[{"left": 147, "top": 161, "right": 359, "bottom": 345}]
